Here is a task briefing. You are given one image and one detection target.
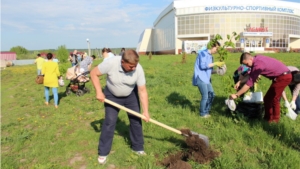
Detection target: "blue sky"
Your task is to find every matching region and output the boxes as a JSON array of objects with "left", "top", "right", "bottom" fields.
[{"left": 1, "top": 0, "right": 299, "bottom": 51}]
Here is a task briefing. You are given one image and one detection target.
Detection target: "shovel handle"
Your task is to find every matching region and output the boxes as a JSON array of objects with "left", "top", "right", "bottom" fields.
[{"left": 104, "top": 99, "right": 182, "bottom": 135}]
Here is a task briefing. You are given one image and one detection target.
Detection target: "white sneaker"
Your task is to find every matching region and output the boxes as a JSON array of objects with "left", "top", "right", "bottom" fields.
[
  {"left": 98, "top": 156, "right": 107, "bottom": 164},
  {"left": 134, "top": 151, "right": 146, "bottom": 156},
  {"left": 201, "top": 114, "right": 211, "bottom": 118}
]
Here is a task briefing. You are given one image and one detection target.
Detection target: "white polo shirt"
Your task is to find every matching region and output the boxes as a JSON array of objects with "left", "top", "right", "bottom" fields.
[{"left": 97, "top": 56, "right": 146, "bottom": 97}]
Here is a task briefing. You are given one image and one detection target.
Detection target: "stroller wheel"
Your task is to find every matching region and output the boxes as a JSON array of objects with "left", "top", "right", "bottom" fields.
[
  {"left": 65, "top": 89, "right": 71, "bottom": 96},
  {"left": 76, "top": 90, "right": 84, "bottom": 96},
  {"left": 83, "top": 87, "right": 90, "bottom": 93}
]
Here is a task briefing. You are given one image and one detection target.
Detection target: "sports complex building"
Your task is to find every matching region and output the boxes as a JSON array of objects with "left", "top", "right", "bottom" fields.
[{"left": 136, "top": 0, "right": 300, "bottom": 54}]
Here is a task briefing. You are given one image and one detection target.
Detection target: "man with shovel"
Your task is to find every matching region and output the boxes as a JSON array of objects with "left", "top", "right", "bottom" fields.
[
  {"left": 90, "top": 49, "right": 150, "bottom": 165},
  {"left": 230, "top": 52, "right": 292, "bottom": 123}
]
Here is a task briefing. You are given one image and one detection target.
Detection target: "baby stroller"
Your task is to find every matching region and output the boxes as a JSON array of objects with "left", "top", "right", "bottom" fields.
[{"left": 65, "top": 65, "right": 90, "bottom": 96}]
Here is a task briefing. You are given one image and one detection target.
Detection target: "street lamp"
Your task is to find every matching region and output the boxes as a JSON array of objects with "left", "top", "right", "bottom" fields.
[{"left": 86, "top": 38, "right": 91, "bottom": 56}]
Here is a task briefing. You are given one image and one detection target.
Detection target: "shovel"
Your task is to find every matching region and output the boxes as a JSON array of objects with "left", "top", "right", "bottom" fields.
[{"left": 104, "top": 99, "right": 209, "bottom": 147}]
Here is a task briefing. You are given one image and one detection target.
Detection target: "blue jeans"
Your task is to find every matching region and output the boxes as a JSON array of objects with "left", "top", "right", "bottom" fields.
[
  {"left": 44, "top": 87, "right": 58, "bottom": 106},
  {"left": 196, "top": 78, "right": 215, "bottom": 116},
  {"left": 295, "top": 96, "right": 300, "bottom": 114},
  {"left": 37, "top": 69, "right": 41, "bottom": 75}
]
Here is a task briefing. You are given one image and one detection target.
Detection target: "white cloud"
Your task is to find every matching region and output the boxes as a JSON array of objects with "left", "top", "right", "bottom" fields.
[
  {"left": 0, "top": 0, "right": 172, "bottom": 50},
  {"left": 1, "top": 20, "right": 35, "bottom": 32},
  {"left": 1, "top": 0, "right": 157, "bottom": 33}
]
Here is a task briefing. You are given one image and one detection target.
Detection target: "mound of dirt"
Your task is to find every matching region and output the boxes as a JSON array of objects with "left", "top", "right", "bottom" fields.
[
  {"left": 160, "top": 152, "right": 191, "bottom": 169},
  {"left": 159, "top": 129, "right": 220, "bottom": 169}
]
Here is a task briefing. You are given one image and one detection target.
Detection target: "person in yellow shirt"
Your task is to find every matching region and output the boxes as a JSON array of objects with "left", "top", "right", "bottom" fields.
[
  {"left": 42, "top": 53, "right": 61, "bottom": 108},
  {"left": 34, "top": 54, "right": 45, "bottom": 75}
]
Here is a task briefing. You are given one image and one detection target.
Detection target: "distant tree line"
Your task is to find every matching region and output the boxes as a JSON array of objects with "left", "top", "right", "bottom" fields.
[{"left": 9, "top": 46, "right": 135, "bottom": 61}]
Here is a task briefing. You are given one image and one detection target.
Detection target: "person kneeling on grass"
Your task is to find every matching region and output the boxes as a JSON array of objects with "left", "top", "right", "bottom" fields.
[{"left": 90, "top": 49, "right": 150, "bottom": 165}]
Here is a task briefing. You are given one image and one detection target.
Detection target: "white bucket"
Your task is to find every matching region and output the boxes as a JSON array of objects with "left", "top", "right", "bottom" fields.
[
  {"left": 243, "top": 91, "right": 263, "bottom": 103},
  {"left": 251, "top": 92, "right": 263, "bottom": 103}
]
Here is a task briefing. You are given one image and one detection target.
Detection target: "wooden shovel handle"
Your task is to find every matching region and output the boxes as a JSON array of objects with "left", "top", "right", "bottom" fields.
[{"left": 104, "top": 99, "right": 182, "bottom": 135}]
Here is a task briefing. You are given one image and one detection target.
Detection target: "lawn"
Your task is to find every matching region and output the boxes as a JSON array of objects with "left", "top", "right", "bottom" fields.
[{"left": 1, "top": 52, "right": 300, "bottom": 169}]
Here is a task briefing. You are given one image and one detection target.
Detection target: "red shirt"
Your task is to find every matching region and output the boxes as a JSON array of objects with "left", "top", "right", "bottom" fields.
[{"left": 246, "top": 55, "right": 289, "bottom": 87}]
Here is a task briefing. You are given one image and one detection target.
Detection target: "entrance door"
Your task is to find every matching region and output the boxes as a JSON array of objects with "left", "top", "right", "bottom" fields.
[{"left": 244, "top": 38, "right": 264, "bottom": 52}]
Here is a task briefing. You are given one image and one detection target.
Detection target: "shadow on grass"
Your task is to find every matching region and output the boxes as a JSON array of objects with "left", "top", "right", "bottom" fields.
[
  {"left": 222, "top": 102, "right": 300, "bottom": 152},
  {"left": 144, "top": 135, "right": 187, "bottom": 148},
  {"left": 166, "top": 91, "right": 299, "bottom": 151},
  {"left": 90, "top": 117, "right": 131, "bottom": 146},
  {"left": 224, "top": 101, "right": 300, "bottom": 151},
  {"left": 90, "top": 119, "right": 104, "bottom": 132},
  {"left": 46, "top": 92, "right": 68, "bottom": 105},
  {"left": 58, "top": 92, "right": 68, "bottom": 104},
  {"left": 166, "top": 92, "right": 197, "bottom": 113},
  {"left": 259, "top": 120, "right": 300, "bottom": 151},
  {"left": 166, "top": 92, "right": 229, "bottom": 117},
  {"left": 210, "top": 95, "right": 231, "bottom": 117},
  {"left": 90, "top": 116, "right": 188, "bottom": 149}
]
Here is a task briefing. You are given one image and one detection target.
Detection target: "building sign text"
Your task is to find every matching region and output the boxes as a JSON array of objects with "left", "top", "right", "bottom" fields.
[
  {"left": 245, "top": 27, "right": 268, "bottom": 32},
  {"left": 205, "top": 6, "right": 294, "bottom": 14},
  {"left": 242, "top": 32, "right": 273, "bottom": 36}
]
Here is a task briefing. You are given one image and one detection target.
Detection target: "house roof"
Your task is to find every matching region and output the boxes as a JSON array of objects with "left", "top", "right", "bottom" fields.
[{"left": 0, "top": 52, "right": 16, "bottom": 54}]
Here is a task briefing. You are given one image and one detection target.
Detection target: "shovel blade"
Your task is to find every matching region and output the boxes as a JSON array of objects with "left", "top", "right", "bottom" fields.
[
  {"left": 193, "top": 131, "right": 209, "bottom": 147},
  {"left": 182, "top": 131, "right": 209, "bottom": 147}
]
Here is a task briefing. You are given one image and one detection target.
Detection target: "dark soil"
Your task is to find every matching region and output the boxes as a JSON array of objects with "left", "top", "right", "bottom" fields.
[{"left": 159, "top": 129, "right": 220, "bottom": 169}]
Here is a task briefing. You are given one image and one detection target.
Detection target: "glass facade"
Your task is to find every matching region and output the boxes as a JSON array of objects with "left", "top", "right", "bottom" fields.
[{"left": 177, "top": 13, "right": 300, "bottom": 48}]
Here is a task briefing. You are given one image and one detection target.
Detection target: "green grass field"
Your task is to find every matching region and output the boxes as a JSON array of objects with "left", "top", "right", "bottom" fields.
[{"left": 1, "top": 53, "right": 300, "bottom": 169}]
